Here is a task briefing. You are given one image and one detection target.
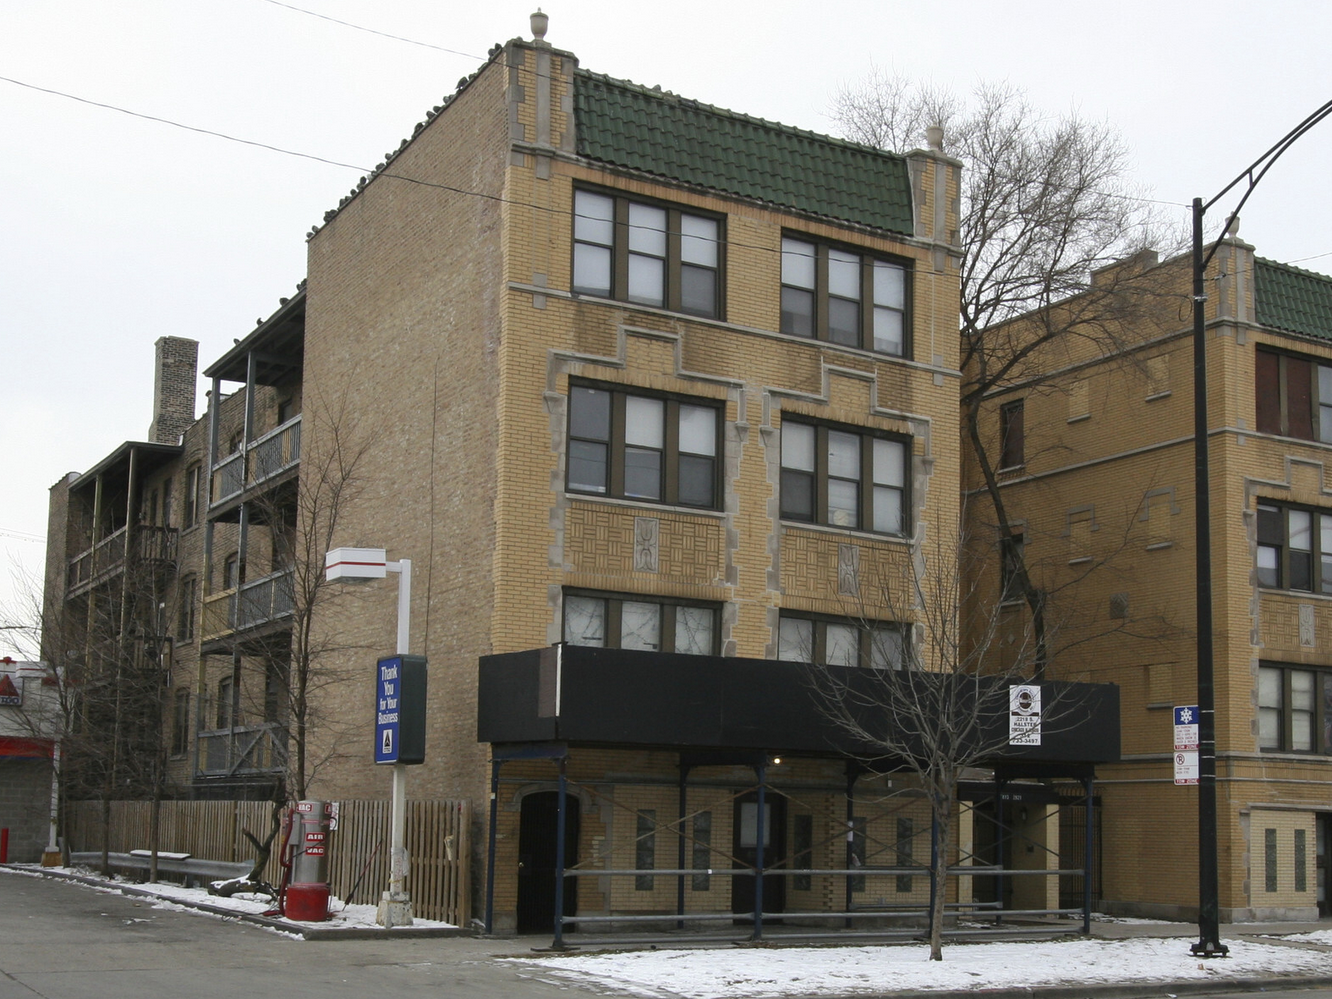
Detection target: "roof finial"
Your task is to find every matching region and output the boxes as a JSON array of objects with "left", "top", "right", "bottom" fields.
[
  {"left": 1225, "top": 215, "right": 1240, "bottom": 238},
  {"left": 531, "top": 9, "right": 549, "bottom": 45},
  {"left": 926, "top": 124, "right": 945, "bottom": 152}
]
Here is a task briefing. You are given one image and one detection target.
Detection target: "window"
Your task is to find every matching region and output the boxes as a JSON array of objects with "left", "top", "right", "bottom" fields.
[
  {"left": 567, "top": 385, "right": 720, "bottom": 508},
  {"left": 572, "top": 189, "right": 722, "bottom": 318},
  {"left": 777, "top": 612, "right": 907, "bottom": 669},
  {"left": 177, "top": 576, "right": 197, "bottom": 642},
  {"left": 1257, "top": 503, "right": 1332, "bottom": 593},
  {"left": 896, "top": 817, "right": 914, "bottom": 893},
  {"left": 1256, "top": 350, "right": 1332, "bottom": 442},
  {"left": 184, "top": 464, "right": 201, "bottom": 527},
  {"left": 1259, "top": 664, "right": 1332, "bottom": 753},
  {"left": 999, "top": 400, "right": 1025, "bottom": 469},
  {"left": 223, "top": 552, "right": 240, "bottom": 591},
  {"left": 563, "top": 592, "right": 719, "bottom": 655},
  {"left": 171, "top": 690, "right": 190, "bottom": 757},
  {"left": 780, "top": 236, "right": 908, "bottom": 356},
  {"left": 780, "top": 420, "right": 907, "bottom": 534},
  {"left": 216, "top": 676, "right": 235, "bottom": 729},
  {"left": 1001, "top": 533, "right": 1025, "bottom": 602},
  {"left": 635, "top": 810, "right": 656, "bottom": 890},
  {"left": 692, "top": 812, "right": 712, "bottom": 891},
  {"left": 277, "top": 397, "right": 296, "bottom": 425},
  {"left": 161, "top": 478, "right": 173, "bottom": 528}
]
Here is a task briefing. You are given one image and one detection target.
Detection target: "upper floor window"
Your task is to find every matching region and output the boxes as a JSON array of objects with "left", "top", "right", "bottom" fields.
[
  {"left": 1259, "top": 664, "right": 1327, "bottom": 753},
  {"left": 780, "top": 420, "right": 907, "bottom": 534},
  {"left": 177, "top": 576, "right": 197, "bottom": 642},
  {"left": 563, "top": 591, "right": 719, "bottom": 656},
  {"left": 1001, "top": 532, "right": 1025, "bottom": 602},
  {"left": 171, "top": 690, "right": 191, "bottom": 757},
  {"left": 568, "top": 384, "right": 720, "bottom": 509},
  {"left": 780, "top": 237, "right": 908, "bottom": 356},
  {"left": 184, "top": 464, "right": 201, "bottom": 527},
  {"left": 999, "top": 400, "right": 1025, "bottom": 469},
  {"left": 777, "top": 612, "right": 907, "bottom": 669},
  {"left": 572, "top": 190, "right": 722, "bottom": 318},
  {"left": 1257, "top": 503, "right": 1332, "bottom": 593},
  {"left": 1256, "top": 349, "right": 1332, "bottom": 442}
]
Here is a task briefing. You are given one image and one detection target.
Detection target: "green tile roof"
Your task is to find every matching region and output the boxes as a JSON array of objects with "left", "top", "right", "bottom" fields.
[
  {"left": 1255, "top": 257, "right": 1332, "bottom": 341},
  {"left": 573, "top": 70, "right": 914, "bottom": 236}
]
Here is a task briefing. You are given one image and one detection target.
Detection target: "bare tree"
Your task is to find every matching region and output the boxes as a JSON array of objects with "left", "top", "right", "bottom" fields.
[
  {"left": 831, "top": 76, "right": 1178, "bottom": 676},
  {"left": 810, "top": 516, "right": 1097, "bottom": 960},
  {"left": 214, "top": 400, "right": 375, "bottom": 890}
]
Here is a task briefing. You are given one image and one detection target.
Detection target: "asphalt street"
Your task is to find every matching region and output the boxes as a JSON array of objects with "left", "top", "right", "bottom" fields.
[{"left": 0, "top": 872, "right": 596, "bottom": 999}]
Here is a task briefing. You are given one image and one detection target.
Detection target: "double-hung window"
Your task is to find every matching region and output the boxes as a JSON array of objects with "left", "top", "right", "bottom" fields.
[
  {"left": 1257, "top": 503, "right": 1332, "bottom": 593},
  {"left": 573, "top": 189, "right": 722, "bottom": 318},
  {"left": 568, "top": 385, "right": 720, "bottom": 508},
  {"left": 781, "top": 237, "right": 908, "bottom": 356},
  {"left": 780, "top": 420, "right": 907, "bottom": 534},
  {"left": 777, "top": 612, "right": 908, "bottom": 669},
  {"left": 1256, "top": 350, "right": 1332, "bottom": 442},
  {"left": 563, "top": 591, "right": 719, "bottom": 655},
  {"left": 1259, "top": 664, "right": 1329, "bottom": 752}
]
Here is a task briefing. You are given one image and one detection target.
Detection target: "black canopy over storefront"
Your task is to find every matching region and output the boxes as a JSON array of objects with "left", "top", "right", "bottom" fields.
[{"left": 477, "top": 646, "right": 1120, "bottom": 943}]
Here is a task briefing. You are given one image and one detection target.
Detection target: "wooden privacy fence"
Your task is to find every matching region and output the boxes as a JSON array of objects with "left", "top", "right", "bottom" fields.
[{"left": 65, "top": 798, "right": 471, "bottom": 926}]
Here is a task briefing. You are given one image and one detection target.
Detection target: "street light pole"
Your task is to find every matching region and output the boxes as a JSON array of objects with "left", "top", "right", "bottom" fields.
[{"left": 1189, "top": 99, "right": 1332, "bottom": 959}]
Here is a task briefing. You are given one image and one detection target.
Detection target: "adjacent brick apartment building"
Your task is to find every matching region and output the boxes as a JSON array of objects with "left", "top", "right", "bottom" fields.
[
  {"left": 970, "top": 235, "right": 1332, "bottom": 921},
  {"left": 45, "top": 15, "right": 1121, "bottom": 933}
]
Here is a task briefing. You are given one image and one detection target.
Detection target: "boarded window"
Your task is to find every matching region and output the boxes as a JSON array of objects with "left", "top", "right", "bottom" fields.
[{"left": 1265, "top": 827, "right": 1278, "bottom": 893}]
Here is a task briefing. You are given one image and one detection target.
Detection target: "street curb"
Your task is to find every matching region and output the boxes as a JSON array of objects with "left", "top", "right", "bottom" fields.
[
  {"left": 2, "top": 864, "right": 470, "bottom": 941},
  {"left": 868, "top": 975, "right": 1332, "bottom": 999}
]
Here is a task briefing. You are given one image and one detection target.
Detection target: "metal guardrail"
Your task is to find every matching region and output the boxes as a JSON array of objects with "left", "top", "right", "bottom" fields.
[
  {"left": 200, "top": 568, "right": 294, "bottom": 641},
  {"left": 210, "top": 415, "right": 301, "bottom": 507}
]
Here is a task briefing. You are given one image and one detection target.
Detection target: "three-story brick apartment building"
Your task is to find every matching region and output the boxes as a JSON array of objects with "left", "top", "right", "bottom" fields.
[{"left": 969, "top": 233, "right": 1332, "bottom": 921}]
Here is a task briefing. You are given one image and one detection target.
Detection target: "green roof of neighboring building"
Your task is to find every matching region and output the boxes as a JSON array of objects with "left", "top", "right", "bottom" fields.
[
  {"left": 1255, "top": 257, "right": 1332, "bottom": 342},
  {"left": 573, "top": 70, "right": 915, "bottom": 236}
]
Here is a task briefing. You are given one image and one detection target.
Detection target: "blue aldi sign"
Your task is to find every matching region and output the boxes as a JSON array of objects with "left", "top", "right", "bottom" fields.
[{"left": 375, "top": 655, "right": 427, "bottom": 765}]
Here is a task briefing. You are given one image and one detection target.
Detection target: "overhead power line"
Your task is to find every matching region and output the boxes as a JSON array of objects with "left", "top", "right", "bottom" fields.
[{"left": 259, "top": 0, "right": 486, "bottom": 60}]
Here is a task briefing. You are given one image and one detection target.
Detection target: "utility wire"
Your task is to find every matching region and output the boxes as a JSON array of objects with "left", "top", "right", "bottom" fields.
[{"left": 258, "top": 0, "right": 485, "bottom": 60}]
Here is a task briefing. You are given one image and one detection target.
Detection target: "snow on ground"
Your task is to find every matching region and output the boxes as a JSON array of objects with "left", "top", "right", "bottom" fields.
[
  {"left": 513, "top": 937, "right": 1332, "bottom": 999},
  {"left": 2, "top": 865, "right": 455, "bottom": 931},
  {"left": 1277, "top": 928, "right": 1332, "bottom": 945}
]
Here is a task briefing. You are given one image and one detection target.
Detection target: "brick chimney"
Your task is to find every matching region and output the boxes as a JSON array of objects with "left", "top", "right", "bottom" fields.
[{"left": 148, "top": 336, "right": 198, "bottom": 444}]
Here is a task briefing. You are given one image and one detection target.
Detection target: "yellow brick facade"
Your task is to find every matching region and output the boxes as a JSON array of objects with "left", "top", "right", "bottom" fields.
[
  {"left": 973, "top": 239, "right": 1332, "bottom": 920},
  {"left": 294, "top": 33, "right": 968, "bottom": 931}
]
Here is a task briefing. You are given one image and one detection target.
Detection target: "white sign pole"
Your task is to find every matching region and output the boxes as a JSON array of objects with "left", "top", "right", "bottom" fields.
[
  {"left": 383, "top": 558, "right": 412, "bottom": 928},
  {"left": 324, "top": 547, "right": 414, "bottom": 927}
]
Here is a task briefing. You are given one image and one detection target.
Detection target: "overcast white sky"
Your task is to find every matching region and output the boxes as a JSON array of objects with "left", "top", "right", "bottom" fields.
[{"left": 3, "top": 0, "right": 1331, "bottom": 656}]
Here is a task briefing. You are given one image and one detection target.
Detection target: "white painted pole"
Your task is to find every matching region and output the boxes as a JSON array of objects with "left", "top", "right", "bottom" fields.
[{"left": 380, "top": 558, "right": 413, "bottom": 927}]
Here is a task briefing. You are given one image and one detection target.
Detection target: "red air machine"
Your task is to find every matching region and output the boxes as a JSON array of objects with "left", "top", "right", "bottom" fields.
[{"left": 280, "top": 800, "right": 334, "bottom": 921}]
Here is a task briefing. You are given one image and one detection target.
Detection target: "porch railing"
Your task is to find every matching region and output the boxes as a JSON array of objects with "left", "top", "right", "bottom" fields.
[
  {"left": 210, "top": 415, "right": 301, "bottom": 506},
  {"left": 200, "top": 568, "right": 295, "bottom": 642}
]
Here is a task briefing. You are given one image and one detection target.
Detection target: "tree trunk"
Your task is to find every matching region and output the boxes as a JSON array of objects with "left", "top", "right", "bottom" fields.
[
  {"left": 962, "top": 394, "right": 1050, "bottom": 678},
  {"left": 928, "top": 793, "right": 952, "bottom": 961}
]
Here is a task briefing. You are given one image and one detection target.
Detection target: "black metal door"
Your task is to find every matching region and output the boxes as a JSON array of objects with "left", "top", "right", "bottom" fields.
[
  {"left": 516, "top": 791, "right": 579, "bottom": 934},
  {"left": 731, "top": 794, "right": 786, "bottom": 919}
]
